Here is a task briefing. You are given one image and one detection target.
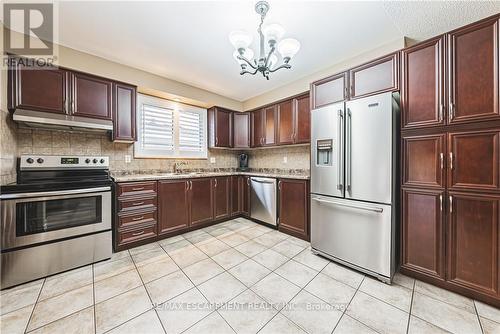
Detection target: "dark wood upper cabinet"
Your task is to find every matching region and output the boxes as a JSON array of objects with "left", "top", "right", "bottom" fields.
[
  {"left": 263, "top": 105, "right": 278, "bottom": 146},
  {"left": 402, "top": 36, "right": 445, "bottom": 129},
  {"left": 349, "top": 53, "right": 399, "bottom": 100},
  {"left": 71, "top": 72, "right": 113, "bottom": 120},
  {"left": 113, "top": 83, "right": 136, "bottom": 142},
  {"left": 233, "top": 112, "right": 250, "bottom": 148},
  {"left": 448, "top": 130, "right": 499, "bottom": 192},
  {"left": 278, "top": 99, "right": 294, "bottom": 145},
  {"left": 208, "top": 107, "right": 233, "bottom": 148},
  {"left": 402, "top": 188, "right": 446, "bottom": 280},
  {"left": 278, "top": 179, "right": 309, "bottom": 240},
  {"left": 448, "top": 18, "right": 499, "bottom": 124},
  {"left": 251, "top": 109, "right": 264, "bottom": 147},
  {"left": 311, "top": 72, "right": 348, "bottom": 108},
  {"left": 403, "top": 134, "right": 446, "bottom": 189},
  {"left": 447, "top": 192, "right": 499, "bottom": 295},
  {"left": 189, "top": 178, "right": 214, "bottom": 226},
  {"left": 9, "top": 62, "right": 68, "bottom": 114},
  {"left": 158, "top": 180, "right": 189, "bottom": 235},
  {"left": 294, "top": 94, "right": 310, "bottom": 144},
  {"left": 213, "top": 176, "right": 230, "bottom": 220}
]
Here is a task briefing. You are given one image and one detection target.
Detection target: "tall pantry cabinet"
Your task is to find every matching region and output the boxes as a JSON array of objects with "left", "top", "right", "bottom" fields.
[{"left": 400, "top": 16, "right": 500, "bottom": 307}]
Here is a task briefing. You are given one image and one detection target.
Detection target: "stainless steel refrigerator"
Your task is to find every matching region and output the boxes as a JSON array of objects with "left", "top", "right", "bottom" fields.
[{"left": 310, "top": 92, "right": 399, "bottom": 283}]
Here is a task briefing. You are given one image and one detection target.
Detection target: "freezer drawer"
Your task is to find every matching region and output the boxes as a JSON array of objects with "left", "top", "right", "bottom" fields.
[
  {"left": 310, "top": 194, "right": 392, "bottom": 278},
  {"left": 250, "top": 177, "right": 277, "bottom": 226}
]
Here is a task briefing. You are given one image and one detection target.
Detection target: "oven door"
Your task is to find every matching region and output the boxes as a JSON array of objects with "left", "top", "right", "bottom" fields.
[{"left": 1, "top": 187, "right": 111, "bottom": 249}]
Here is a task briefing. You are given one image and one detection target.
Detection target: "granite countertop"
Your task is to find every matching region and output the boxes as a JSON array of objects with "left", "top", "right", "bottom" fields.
[{"left": 111, "top": 170, "right": 310, "bottom": 182}]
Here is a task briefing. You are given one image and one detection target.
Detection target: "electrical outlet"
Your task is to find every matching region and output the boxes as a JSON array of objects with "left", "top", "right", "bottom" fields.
[
  {"left": 210, "top": 157, "right": 216, "bottom": 164},
  {"left": 283, "top": 156, "right": 288, "bottom": 164},
  {"left": 125, "top": 155, "right": 131, "bottom": 163}
]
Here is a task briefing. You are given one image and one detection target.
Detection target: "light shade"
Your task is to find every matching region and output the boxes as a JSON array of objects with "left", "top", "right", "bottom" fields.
[
  {"left": 233, "top": 48, "right": 254, "bottom": 64},
  {"left": 262, "top": 23, "right": 285, "bottom": 42},
  {"left": 229, "top": 30, "right": 253, "bottom": 50},
  {"left": 277, "top": 38, "right": 300, "bottom": 59}
]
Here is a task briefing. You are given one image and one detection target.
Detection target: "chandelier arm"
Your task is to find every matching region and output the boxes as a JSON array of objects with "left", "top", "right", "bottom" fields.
[
  {"left": 237, "top": 55, "right": 257, "bottom": 69},
  {"left": 264, "top": 46, "right": 276, "bottom": 69},
  {"left": 240, "top": 68, "right": 259, "bottom": 76},
  {"left": 268, "top": 63, "right": 292, "bottom": 73}
]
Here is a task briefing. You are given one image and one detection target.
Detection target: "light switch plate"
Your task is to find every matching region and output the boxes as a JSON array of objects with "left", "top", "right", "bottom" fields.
[
  {"left": 125, "top": 155, "right": 131, "bottom": 163},
  {"left": 283, "top": 156, "right": 288, "bottom": 164},
  {"left": 210, "top": 157, "right": 216, "bottom": 163}
]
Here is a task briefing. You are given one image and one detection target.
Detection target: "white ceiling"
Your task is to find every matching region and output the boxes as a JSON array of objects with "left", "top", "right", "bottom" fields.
[{"left": 55, "top": 1, "right": 500, "bottom": 102}]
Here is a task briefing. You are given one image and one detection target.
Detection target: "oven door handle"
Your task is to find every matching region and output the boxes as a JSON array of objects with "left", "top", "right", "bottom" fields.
[{"left": 0, "top": 186, "right": 111, "bottom": 200}]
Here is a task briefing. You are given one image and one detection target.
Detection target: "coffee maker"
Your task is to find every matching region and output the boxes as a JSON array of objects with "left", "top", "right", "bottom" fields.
[{"left": 238, "top": 153, "right": 249, "bottom": 171}]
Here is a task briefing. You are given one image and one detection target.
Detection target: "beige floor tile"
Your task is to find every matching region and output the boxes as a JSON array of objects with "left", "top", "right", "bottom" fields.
[
  {"left": 198, "top": 272, "right": 246, "bottom": 304},
  {"left": 128, "top": 242, "right": 162, "bottom": 255},
  {"left": 95, "top": 285, "right": 151, "bottom": 334},
  {"left": 131, "top": 247, "right": 169, "bottom": 267},
  {"left": 393, "top": 272, "right": 415, "bottom": 290},
  {"left": 333, "top": 314, "right": 378, "bottom": 334},
  {"left": 271, "top": 239, "right": 306, "bottom": 258},
  {"left": 411, "top": 292, "right": 481, "bottom": 334},
  {"left": 305, "top": 273, "right": 356, "bottom": 308},
  {"left": 253, "top": 233, "right": 285, "bottom": 248},
  {"left": 183, "top": 229, "right": 208, "bottom": 239},
  {"left": 39, "top": 265, "right": 93, "bottom": 301},
  {"left": 1, "top": 279, "right": 43, "bottom": 315},
  {"left": 282, "top": 290, "right": 343, "bottom": 334},
  {"left": 196, "top": 239, "right": 231, "bottom": 257},
  {"left": 286, "top": 236, "right": 310, "bottom": 248},
  {"left": 146, "top": 270, "right": 193, "bottom": 304},
  {"left": 29, "top": 307, "right": 95, "bottom": 334},
  {"left": 237, "top": 226, "right": 268, "bottom": 239},
  {"left": 186, "top": 232, "right": 217, "bottom": 246},
  {"left": 161, "top": 239, "right": 192, "bottom": 253},
  {"left": 234, "top": 240, "right": 268, "bottom": 257},
  {"left": 218, "top": 289, "right": 277, "bottom": 334},
  {"left": 415, "top": 280, "right": 475, "bottom": 314},
  {"left": 275, "top": 260, "right": 318, "bottom": 288},
  {"left": 252, "top": 249, "right": 289, "bottom": 270},
  {"left": 94, "top": 269, "right": 142, "bottom": 303},
  {"left": 28, "top": 284, "right": 94, "bottom": 331},
  {"left": 218, "top": 233, "right": 250, "bottom": 247},
  {"left": 107, "top": 309, "right": 164, "bottom": 334},
  {"left": 259, "top": 313, "right": 307, "bottom": 334},
  {"left": 475, "top": 300, "right": 500, "bottom": 323},
  {"left": 183, "top": 258, "right": 224, "bottom": 285},
  {"left": 208, "top": 227, "right": 234, "bottom": 238},
  {"left": 156, "top": 288, "right": 211, "bottom": 334},
  {"left": 346, "top": 291, "right": 409, "bottom": 334},
  {"left": 228, "top": 259, "right": 271, "bottom": 287},
  {"left": 407, "top": 316, "right": 450, "bottom": 334},
  {"left": 293, "top": 249, "right": 329, "bottom": 271},
  {"left": 183, "top": 311, "right": 235, "bottom": 334},
  {"left": 158, "top": 234, "right": 185, "bottom": 247},
  {"left": 107, "top": 250, "right": 131, "bottom": 263},
  {"left": 359, "top": 277, "right": 412, "bottom": 312},
  {"left": 481, "top": 317, "right": 500, "bottom": 334},
  {"left": 1, "top": 304, "right": 33, "bottom": 334},
  {"left": 211, "top": 248, "right": 248, "bottom": 270},
  {"left": 136, "top": 255, "right": 179, "bottom": 283},
  {"left": 251, "top": 273, "right": 301, "bottom": 310},
  {"left": 94, "top": 257, "right": 135, "bottom": 282},
  {"left": 168, "top": 244, "right": 208, "bottom": 268},
  {"left": 321, "top": 262, "right": 365, "bottom": 289}
]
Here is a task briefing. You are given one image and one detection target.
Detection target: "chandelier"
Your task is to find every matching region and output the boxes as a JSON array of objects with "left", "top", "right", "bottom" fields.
[{"left": 229, "top": 1, "right": 300, "bottom": 80}]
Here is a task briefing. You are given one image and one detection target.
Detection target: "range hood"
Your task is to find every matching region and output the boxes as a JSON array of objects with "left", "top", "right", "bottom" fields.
[{"left": 13, "top": 109, "right": 113, "bottom": 133}]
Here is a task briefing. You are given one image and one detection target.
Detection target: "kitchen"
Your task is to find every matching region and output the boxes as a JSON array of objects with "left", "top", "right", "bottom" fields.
[{"left": 1, "top": 1, "right": 500, "bottom": 334}]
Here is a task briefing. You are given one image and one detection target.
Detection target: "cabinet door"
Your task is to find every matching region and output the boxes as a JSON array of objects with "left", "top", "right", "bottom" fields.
[
  {"left": 233, "top": 112, "right": 250, "bottom": 148},
  {"left": 230, "top": 176, "right": 241, "bottom": 216},
  {"left": 263, "top": 105, "right": 278, "bottom": 146},
  {"left": 214, "top": 176, "right": 230, "bottom": 220},
  {"left": 448, "top": 130, "right": 499, "bottom": 191},
  {"left": 278, "top": 179, "right": 309, "bottom": 240},
  {"left": 252, "top": 110, "right": 264, "bottom": 147},
  {"left": 402, "top": 36, "right": 445, "bottom": 128},
  {"left": 402, "top": 188, "right": 445, "bottom": 279},
  {"left": 294, "top": 94, "right": 310, "bottom": 144},
  {"left": 242, "top": 176, "right": 250, "bottom": 216},
  {"left": 278, "top": 99, "right": 294, "bottom": 145},
  {"left": 210, "top": 108, "right": 232, "bottom": 148},
  {"left": 349, "top": 53, "right": 399, "bottom": 99},
  {"left": 448, "top": 192, "right": 499, "bottom": 295},
  {"left": 190, "top": 178, "right": 214, "bottom": 225},
  {"left": 11, "top": 63, "right": 68, "bottom": 114},
  {"left": 71, "top": 72, "right": 113, "bottom": 120},
  {"left": 158, "top": 180, "right": 189, "bottom": 235},
  {"left": 403, "top": 134, "right": 446, "bottom": 188},
  {"left": 448, "top": 18, "right": 499, "bottom": 124},
  {"left": 311, "top": 72, "right": 347, "bottom": 108},
  {"left": 113, "top": 83, "right": 136, "bottom": 142}
]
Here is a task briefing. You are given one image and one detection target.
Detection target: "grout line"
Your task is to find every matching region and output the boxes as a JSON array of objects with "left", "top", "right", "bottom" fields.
[
  {"left": 473, "top": 301, "right": 485, "bottom": 334},
  {"left": 405, "top": 278, "right": 416, "bottom": 334},
  {"left": 330, "top": 275, "right": 366, "bottom": 334},
  {"left": 23, "top": 279, "right": 45, "bottom": 334}
]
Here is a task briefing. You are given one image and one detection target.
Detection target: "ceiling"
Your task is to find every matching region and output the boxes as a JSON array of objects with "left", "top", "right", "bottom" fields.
[{"left": 54, "top": 1, "right": 500, "bottom": 102}]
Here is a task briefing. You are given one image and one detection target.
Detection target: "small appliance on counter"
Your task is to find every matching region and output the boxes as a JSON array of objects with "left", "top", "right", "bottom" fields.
[
  {"left": 0, "top": 155, "right": 113, "bottom": 289},
  {"left": 238, "top": 153, "right": 249, "bottom": 171}
]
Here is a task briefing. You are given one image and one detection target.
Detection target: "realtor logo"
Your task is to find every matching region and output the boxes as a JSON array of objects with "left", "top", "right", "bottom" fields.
[{"left": 3, "top": 3, "right": 54, "bottom": 55}]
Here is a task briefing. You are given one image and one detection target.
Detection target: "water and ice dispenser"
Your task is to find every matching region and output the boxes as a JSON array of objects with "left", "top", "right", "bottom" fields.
[{"left": 316, "top": 139, "right": 333, "bottom": 166}]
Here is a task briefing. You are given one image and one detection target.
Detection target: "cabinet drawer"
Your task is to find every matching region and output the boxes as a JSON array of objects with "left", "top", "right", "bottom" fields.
[
  {"left": 118, "top": 196, "right": 157, "bottom": 212},
  {"left": 118, "top": 211, "right": 156, "bottom": 229},
  {"left": 117, "top": 181, "right": 157, "bottom": 197},
  {"left": 117, "top": 223, "right": 157, "bottom": 246}
]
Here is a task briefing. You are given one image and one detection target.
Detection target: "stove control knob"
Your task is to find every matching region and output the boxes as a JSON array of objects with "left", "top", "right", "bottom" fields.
[
  {"left": 93, "top": 158, "right": 98, "bottom": 164},
  {"left": 37, "top": 158, "right": 44, "bottom": 164},
  {"left": 85, "top": 158, "right": 91, "bottom": 163},
  {"left": 100, "top": 158, "right": 105, "bottom": 164},
  {"left": 26, "top": 158, "right": 34, "bottom": 164}
]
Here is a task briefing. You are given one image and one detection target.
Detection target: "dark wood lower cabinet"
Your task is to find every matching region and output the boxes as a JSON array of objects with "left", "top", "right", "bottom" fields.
[
  {"left": 158, "top": 180, "right": 189, "bottom": 235},
  {"left": 214, "top": 177, "right": 230, "bottom": 220},
  {"left": 278, "top": 179, "right": 309, "bottom": 240},
  {"left": 231, "top": 176, "right": 241, "bottom": 216},
  {"left": 190, "top": 178, "right": 214, "bottom": 226},
  {"left": 242, "top": 176, "right": 250, "bottom": 216}
]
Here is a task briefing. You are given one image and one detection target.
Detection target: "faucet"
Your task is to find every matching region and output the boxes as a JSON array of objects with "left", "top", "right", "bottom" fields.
[{"left": 173, "top": 161, "right": 188, "bottom": 174}]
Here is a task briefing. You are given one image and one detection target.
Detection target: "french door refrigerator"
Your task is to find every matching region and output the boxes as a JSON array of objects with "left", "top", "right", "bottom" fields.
[{"left": 310, "top": 92, "right": 399, "bottom": 283}]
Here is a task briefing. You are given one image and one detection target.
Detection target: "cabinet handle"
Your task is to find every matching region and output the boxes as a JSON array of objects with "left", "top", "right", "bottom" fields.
[
  {"left": 278, "top": 180, "right": 282, "bottom": 191},
  {"left": 132, "top": 216, "right": 144, "bottom": 221},
  {"left": 132, "top": 201, "right": 145, "bottom": 206},
  {"left": 215, "top": 137, "right": 218, "bottom": 146},
  {"left": 344, "top": 86, "right": 348, "bottom": 98},
  {"left": 439, "top": 195, "right": 443, "bottom": 212},
  {"left": 247, "top": 178, "right": 250, "bottom": 186},
  {"left": 440, "top": 153, "right": 444, "bottom": 170},
  {"left": 71, "top": 101, "right": 75, "bottom": 113},
  {"left": 449, "top": 195, "right": 453, "bottom": 214},
  {"left": 439, "top": 104, "right": 443, "bottom": 122},
  {"left": 449, "top": 103, "right": 454, "bottom": 121},
  {"left": 449, "top": 152, "right": 453, "bottom": 170},
  {"left": 131, "top": 187, "right": 145, "bottom": 191},
  {"left": 214, "top": 179, "right": 218, "bottom": 187},
  {"left": 63, "top": 98, "right": 67, "bottom": 113},
  {"left": 189, "top": 180, "right": 193, "bottom": 190},
  {"left": 132, "top": 230, "right": 145, "bottom": 236}
]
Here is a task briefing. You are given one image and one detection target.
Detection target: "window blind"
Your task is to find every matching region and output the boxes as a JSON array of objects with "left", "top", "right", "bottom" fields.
[
  {"left": 179, "top": 110, "right": 204, "bottom": 152},
  {"left": 141, "top": 104, "right": 174, "bottom": 151}
]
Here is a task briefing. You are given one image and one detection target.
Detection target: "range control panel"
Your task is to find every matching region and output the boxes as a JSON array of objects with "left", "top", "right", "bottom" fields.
[{"left": 20, "top": 155, "right": 110, "bottom": 169}]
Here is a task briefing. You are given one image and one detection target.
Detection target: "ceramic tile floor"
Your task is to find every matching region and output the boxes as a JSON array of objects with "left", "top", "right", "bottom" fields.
[{"left": 2, "top": 218, "right": 499, "bottom": 334}]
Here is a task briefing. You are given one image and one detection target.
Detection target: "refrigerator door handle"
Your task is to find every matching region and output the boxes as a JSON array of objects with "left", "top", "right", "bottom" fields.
[
  {"left": 312, "top": 197, "right": 384, "bottom": 213},
  {"left": 346, "top": 109, "right": 352, "bottom": 193},
  {"left": 337, "top": 109, "right": 344, "bottom": 190}
]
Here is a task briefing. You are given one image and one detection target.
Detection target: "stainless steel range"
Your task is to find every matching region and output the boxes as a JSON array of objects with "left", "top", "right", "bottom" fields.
[{"left": 0, "top": 155, "right": 112, "bottom": 289}]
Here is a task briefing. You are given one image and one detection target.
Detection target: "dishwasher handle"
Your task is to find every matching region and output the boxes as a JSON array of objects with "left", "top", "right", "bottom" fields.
[{"left": 250, "top": 178, "right": 276, "bottom": 184}]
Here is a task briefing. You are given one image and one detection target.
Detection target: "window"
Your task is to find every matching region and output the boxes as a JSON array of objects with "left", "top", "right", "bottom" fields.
[{"left": 135, "top": 94, "right": 207, "bottom": 158}]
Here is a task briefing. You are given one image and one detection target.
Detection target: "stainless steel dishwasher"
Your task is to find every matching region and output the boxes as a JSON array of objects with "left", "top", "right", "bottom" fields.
[{"left": 250, "top": 177, "right": 277, "bottom": 226}]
